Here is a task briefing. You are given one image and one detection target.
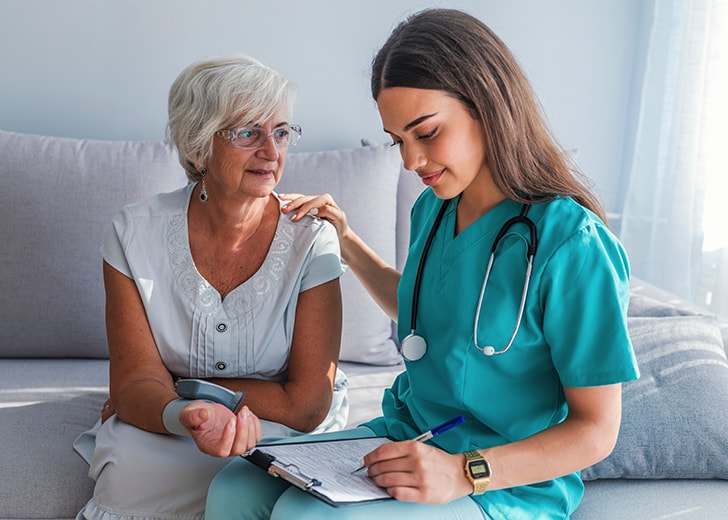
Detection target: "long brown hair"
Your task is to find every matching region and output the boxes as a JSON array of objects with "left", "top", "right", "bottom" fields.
[{"left": 371, "top": 8, "right": 607, "bottom": 223}]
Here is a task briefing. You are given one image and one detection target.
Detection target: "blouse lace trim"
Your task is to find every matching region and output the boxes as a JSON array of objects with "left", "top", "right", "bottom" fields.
[{"left": 166, "top": 212, "right": 293, "bottom": 317}]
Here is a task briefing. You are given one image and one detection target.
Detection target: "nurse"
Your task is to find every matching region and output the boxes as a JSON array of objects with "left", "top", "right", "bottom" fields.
[{"left": 206, "top": 8, "right": 639, "bottom": 519}]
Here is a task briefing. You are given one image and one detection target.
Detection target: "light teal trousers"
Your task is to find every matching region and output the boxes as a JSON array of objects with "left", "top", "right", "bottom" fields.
[{"left": 205, "top": 427, "right": 488, "bottom": 520}]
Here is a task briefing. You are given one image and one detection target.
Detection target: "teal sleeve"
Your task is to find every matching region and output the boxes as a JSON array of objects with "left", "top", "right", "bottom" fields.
[{"left": 541, "top": 221, "right": 639, "bottom": 387}]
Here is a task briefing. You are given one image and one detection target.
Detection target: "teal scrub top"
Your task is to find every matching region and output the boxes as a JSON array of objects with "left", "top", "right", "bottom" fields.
[{"left": 365, "top": 190, "right": 639, "bottom": 520}]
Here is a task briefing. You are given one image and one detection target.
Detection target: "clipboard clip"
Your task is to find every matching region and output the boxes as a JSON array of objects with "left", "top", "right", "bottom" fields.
[
  {"left": 246, "top": 449, "right": 322, "bottom": 489},
  {"left": 269, "top": 463, "right": 322, "bottom": 489}
]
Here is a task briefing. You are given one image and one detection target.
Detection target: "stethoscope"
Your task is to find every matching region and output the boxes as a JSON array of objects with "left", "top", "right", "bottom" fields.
[{"left": 400, "top": 199, "right": 538, "bottom": 361}]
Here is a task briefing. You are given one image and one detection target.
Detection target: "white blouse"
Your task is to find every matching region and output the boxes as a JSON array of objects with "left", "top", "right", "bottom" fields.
[{"left": 101, "top": 183, "right": 346, "bottom": 384}]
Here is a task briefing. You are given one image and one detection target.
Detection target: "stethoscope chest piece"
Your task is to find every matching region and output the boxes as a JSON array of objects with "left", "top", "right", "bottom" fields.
[{"left": 400, "top": 333, "right": 427, "bottom": 362}]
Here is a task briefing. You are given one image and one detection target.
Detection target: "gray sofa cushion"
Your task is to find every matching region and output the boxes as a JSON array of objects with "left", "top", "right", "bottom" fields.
[
  {"left": 582, "top": 296, "right": 728, "bottom": 480},
  {"left": 573, "top": 479, "right": 728, "bottom": 519},
  {"left": 0, "top": 359, "right": 109, "bottom": 518}
]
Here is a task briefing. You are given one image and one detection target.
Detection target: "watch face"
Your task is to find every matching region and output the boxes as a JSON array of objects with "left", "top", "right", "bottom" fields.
[{"left": 468, "top": 460, "right": 489, "bottom": 478}]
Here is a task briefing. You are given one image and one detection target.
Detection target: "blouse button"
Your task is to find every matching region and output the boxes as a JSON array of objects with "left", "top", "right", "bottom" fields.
[
  {"left": 216, "top": 323, "right": 228, "bottom": 332},
  {"left": 215, "top": 361, "right": 227, "bottom": 371}
]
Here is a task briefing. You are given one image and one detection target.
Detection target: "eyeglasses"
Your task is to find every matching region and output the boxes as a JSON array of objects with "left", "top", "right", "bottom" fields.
[{"left": 215, "top": 124, "right": 302, "bottom": 150}]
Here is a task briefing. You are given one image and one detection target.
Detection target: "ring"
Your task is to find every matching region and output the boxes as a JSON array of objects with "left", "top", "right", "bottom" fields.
[{"left": 309, "top": 208, "right": 319, "bottom": 216}]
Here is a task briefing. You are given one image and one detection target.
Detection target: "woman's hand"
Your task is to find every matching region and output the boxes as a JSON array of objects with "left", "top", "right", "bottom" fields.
[
  {"left": 363, "top": 441, "right": 473, "bottom": 504},
  {"left": 179, "top": 402, "right": 262, "bottom": 457},
  {"left": 279, "top": 193, "right": 401, "bottom": 321},
  {"left": 279, "top": 193, "right": 350, "bottom": 239}
]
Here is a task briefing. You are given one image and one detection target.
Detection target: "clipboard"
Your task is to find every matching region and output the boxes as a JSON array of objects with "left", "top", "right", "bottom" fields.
[{"left": 243, "top": 436, "right": 394, "bottom": 507}]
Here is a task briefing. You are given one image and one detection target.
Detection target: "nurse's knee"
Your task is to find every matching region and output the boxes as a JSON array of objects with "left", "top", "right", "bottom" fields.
[
  {"left": 206, "top": 458, "right": 289, "bottom": 520},
  {"left": 270, "top": 488, "right": 342, "bottom": 520},
  {"left": 206, "top": 460, "right": 250, "bottom": 517}
]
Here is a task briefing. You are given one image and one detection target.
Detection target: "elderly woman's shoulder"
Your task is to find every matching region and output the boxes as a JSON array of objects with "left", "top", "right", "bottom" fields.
[{"left": 118, "top": 184, "right": 193, "bottom": 220}]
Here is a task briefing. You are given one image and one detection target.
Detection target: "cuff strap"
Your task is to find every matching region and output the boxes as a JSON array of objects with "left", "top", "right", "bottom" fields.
[{"left": 162, "top": 398, "right": 193, "bottom": 436}]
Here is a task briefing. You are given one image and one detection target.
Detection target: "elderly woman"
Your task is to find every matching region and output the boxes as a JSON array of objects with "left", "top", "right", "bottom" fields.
[{"left": 73, "top": 55, "right": 348, "bottom": 520}]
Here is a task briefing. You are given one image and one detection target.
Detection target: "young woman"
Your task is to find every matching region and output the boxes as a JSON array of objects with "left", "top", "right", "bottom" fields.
[{"left": 205, "top": 9, "right": 639, "bottom": 519}]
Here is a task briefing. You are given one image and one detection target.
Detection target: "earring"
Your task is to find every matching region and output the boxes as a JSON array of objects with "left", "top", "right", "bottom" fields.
[{"left": 198, "top": 168, "right": 208, "bottom": 202}]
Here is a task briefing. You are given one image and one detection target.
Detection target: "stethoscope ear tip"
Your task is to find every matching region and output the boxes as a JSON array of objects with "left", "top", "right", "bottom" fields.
[{"left": 482, "top": 346, "right": 496, "bottom": 356}]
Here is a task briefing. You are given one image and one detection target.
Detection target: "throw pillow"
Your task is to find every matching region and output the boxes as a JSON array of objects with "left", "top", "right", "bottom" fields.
[
  {"left": 0, "top": 130, "right": 187, "bottom": 358},
  {"left": 581, "top": 312, "right": 728, "bottom": 480},
  {"left": 279, "top": 144, "right": 403, "bottom": 365}
]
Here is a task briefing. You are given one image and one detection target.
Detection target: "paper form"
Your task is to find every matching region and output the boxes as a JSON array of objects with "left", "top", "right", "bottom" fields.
[{"left": 252, "top": 437, "right": 393, "bottom": 504}]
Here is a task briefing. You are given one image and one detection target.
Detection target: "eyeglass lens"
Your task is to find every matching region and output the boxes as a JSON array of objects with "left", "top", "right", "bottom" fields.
[{"left": 231, "top": 125, "right": 300, "bottom": 149}]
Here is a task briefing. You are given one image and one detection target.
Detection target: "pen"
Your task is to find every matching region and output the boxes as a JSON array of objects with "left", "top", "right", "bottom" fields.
[{"left": 351, "top": 415, "right": 465, "bottom": 474}]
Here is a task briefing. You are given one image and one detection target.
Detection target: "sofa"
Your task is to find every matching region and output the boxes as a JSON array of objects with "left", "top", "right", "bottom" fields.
[{"left": 1, "top": 128, "right": 727, "bottom": 519}]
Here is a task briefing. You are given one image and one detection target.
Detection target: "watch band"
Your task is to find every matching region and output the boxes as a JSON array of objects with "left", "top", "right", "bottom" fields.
[{"left": 463, "top": 450, "right": 491, "bottom": 495}]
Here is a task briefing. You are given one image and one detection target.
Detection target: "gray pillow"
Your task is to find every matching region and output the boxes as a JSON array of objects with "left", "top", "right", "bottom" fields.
[
  {"left": 0, "top": 130, "right": 187, "bottom": 358},
  {"left": 280, "top": 144, "right": 404, "bottom": 365},
  {"left": 628, "top": 292, "right": 700, "bottom": 318},
  {"left": 581, "top": 312, "right": 728, "bottom": 480}
]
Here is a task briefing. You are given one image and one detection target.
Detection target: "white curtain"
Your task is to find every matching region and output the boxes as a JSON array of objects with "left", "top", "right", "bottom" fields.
[{"left": 621, "top": 0, "right": 728, "bottom": 319}]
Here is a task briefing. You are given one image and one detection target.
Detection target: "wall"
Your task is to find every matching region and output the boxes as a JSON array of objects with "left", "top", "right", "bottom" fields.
[{"left": 0, "top": 0, "right": 648, "bottom": 214}]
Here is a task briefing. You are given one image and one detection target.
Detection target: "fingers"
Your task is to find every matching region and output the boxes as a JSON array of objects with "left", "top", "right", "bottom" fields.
[
  {"left": 362, "top": 442, "right": 423, "bottom": 500},
  {"left": 364, "top": 441, "right": 467, "bottom": 504},
  {"left": 278, "top": 193, "right": 315, "bottom": 213},
  {"left": 277, "top": 192, "right": 302, "bottom": 201},
  {"left": 279, "top": 193, "right": 339, "bottom": 222},
  {"left": 228, "top": 406, "right": 262, "bottom": 455},
  {"left": 179, "top": 402, "right": 211, "bottom": 431},
  {"left": 182, "top": 402, "right": 261, "bottom": 457},
  {"left": 184, "top": 402, "right": 241, "bottom": 457},
  {"left": 280, "top": 193, "right": 351, "bottom": 240},
  {"left": 216, "top": 415, "right": 237, "bottom": 456},
  {"left": 252, "top": 408, "right": 263, "bottom": 442},
  {"left": 363, "top": 439, "right": 418, "bottom": 469}
]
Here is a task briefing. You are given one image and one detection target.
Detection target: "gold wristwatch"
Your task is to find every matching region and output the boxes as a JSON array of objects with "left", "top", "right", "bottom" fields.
[{"left": 463, "top": 450, "right": 491, "bottom": 495}]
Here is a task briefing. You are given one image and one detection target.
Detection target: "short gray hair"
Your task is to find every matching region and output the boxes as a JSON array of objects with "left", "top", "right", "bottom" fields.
[{"left": 167, "top": 54, "right": 296, "bottom": 181}]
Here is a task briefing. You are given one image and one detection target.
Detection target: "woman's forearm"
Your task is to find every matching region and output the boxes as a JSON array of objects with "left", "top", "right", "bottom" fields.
[
  {"left": 111, "top": 374, "right": 179, "bottom": 434},
  {"left": 211, "top": 376, "right": 334, "bottom": 433},
  {"left": 338, "top": 228, "right": 401, "bottom": 321},
  {"left": 478, "top": 384, "right": 622, "bottom": 491}
]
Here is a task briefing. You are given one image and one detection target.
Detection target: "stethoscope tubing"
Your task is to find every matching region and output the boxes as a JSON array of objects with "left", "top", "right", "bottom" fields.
[
  {"left": 473, "top": 247, "right": 534, "bottom": 356},
  {"left": 402, "top": 199, "right": 537, "bottom": 361},
  {"left": 407, "top": 199, "right": 451, "bottom": 339}
]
